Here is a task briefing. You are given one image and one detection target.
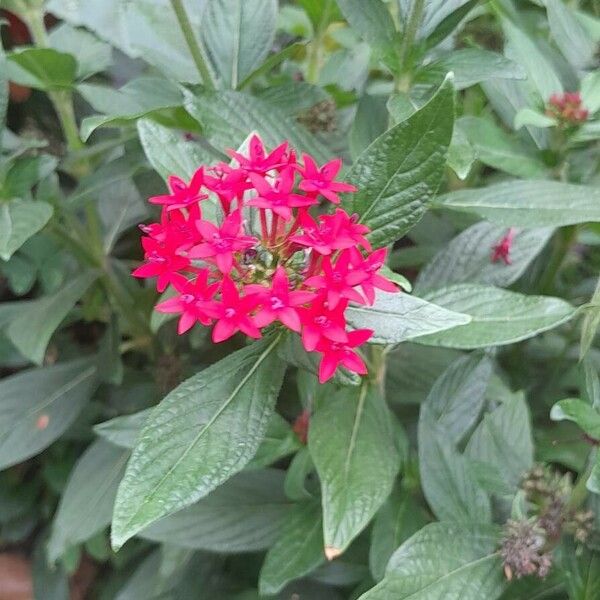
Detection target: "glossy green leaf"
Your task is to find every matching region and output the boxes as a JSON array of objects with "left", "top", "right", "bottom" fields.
[
  {"left": 0, "top": 199, "right": 53, "bottom": 262},
  {"left": 6, "top": 47, "right": 77, "bottom": 90},
  {"left": 141, "top": 469, "right": 291, "bottom": 552},
  {"left": 466, "top": 394, "right": 534, "bottom": 490},
  {"left": 436, "top": 181, "right": 600, "bottom": 227},
  {"left": 48, "top": 440, "right": 129, "bottom": 562},
  {"left": 359, "top": 523, "right": 506, "bottom": 600},
  {"left": 416, "top": 284, "right": 576, "bottom": 349},
  {"left": 345, "top": 291, "right": 471, "bottom": 345},
  {"left": 415, "top": 222, "right": 553, "bottom": 293},
  {"left": 0, "top": 358, "right": 99, "bottom": 470},
  {"left": 7, "top": 270, "right": 99, "bottom": 365},
  {"left": 458, "top": 116, "right": 547, "bottom": 178},
  {"left": 344, "top": 76, "right": 454, "bottom": 248},
  {"left": 111, "top": 336, "right": 286, "bottom": 549},
  {"left": 184, "top": 89, "right": 331, "bottom": 163},
  {"left": 202, "top": 0, "right": 277, "bottom": 89},
  {"left": 551, "top": 398, "right": 600, "bottom": 439},
  {"left": 309, "top": 384, "right": 400, "bottom": 558},
  {"left": 415, "top": 49, "right": 525, "bottom": 90},
  {"left": 259, "top": 501, "right": 325, "bottom": 595},
  {"left": 48, "top": 23, "right": 112, "bottom": 79}
]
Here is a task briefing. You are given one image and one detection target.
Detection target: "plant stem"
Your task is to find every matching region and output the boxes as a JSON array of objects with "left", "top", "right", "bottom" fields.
[
  {"left": 398, "top": 0, "right": 425, "bottom": 74},
  {"left": 170, "top": 0, "right": 216, "bottom": 89},
  {"left": 306, "top": 0, "right": 332, "bottom": 84},
  {"left": 538, "top": 225, "right": 577, "bottom": 295},
  {"left": 569, "top": 450, "right": 596, "bottom": 511}
]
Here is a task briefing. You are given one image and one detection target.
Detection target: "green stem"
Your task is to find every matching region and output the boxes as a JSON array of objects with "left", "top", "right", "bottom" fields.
[
  {"left": 306, "top": 0, "right": 332, "bottom": 84},
  {"left": 538, "top": 225, "right": 577, "bottom": 295},
  {"left": 398, "top": 0, "right": 424, "bottom": 74},
  {"left": 170, "top": 0, "right": 216, "bottom": 89},
  {"left": 569, "top": 450, "right": 596, "bottom": 511}
]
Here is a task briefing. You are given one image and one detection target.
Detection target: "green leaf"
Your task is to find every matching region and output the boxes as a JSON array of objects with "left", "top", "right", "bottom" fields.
[
  {"left": 48, "top": 440, "right": 129, "bottom": 562},
  {"left": 421, "top": 353, "right": 493, "bottom": 445},
  {"left": 335, "top": 0, "right": 397, "bottom": 67},
  {"left": 369, "top": 486, "right": 427, "bottom": 582},
  {"left": 345, "top": 291, "right": 471, "bottom": 345},
  {"left": 546, "top": 0, "right": 596, "bottom": 73},
  {"left": 581, "top": 71, "right": 600, "bottom": 114},
  {"left": 514, "top": 108, "right": 556, "bottom": 130},
  {"left": 416, "top": 284, "right": 576, "bottom": 349},
  {"left": 558, "top": 540, "right": 600, "bottom": 600},
  {"left": 350, "top": 94, "right": 388, "bottom": 161},
  {"left": 48, "top": 23, "right": 112, "bottom": 79},
  {"left": 0, "top": 199, "right": 53, "bottom": 261},
  {"left": 344, "top": 76, "right": 454, "bottom": 248},
  {"left": 447, "top": 125, "right": 475, "bottom": 180},
  {"left": 248, "top": 413, "right": 302, "bottom": 469},
  {"left": 466, "top": 394, "right": 534, "bottom": 490},
  {"left": 0, "top": 358, "right": 98, "bottom": 469},
  {"left": 424, "top": 0, "right": 480, "bottom": 49},
  {"left": 6, "top": 270, "right": 99, "bottom": 365},
  {"left": 202, "top": 0, "right": 277, "bottom": 89},
  {"left": 4, "top": 154, "right": 58, "bottom": 198},
  {"left": 551, "top": 398, "right": 600, "bottom": 439},
  {"left": 6, "top": 47, "right": 77, "bottom": 90},
  {"left": 32, "top": 538, "right": 69, "bottom": 600},
  {"left": 111, "top": 336, "right": 286, "bottom": 549},
  {"left": 0, "top": 38, "right": 7, "bottom": 153},
  {"left": 580, "top": 277, "right": 600, "bottom": 360},
  {"left": 458, "top": 116, "right": 547, "bottom": 178},
  {"left": 137, "top": 119, "right": 214, "bottom": 181},
  {"left": 93, "top": 408, "right": 152, "bottom": 450},
  {"left": 502, "top": 17, "right": 562, "bottom": 101},
  {"left": 184, "top": 89, "right": 331, "bottom": 163},
  {"left": 309, "top": 384, "right": 400, "bottom": 558},
  {"left": 415, "top": 222, "right": 554, "bottom": 293},
  {"left": 436, "top": 181, "right": 600, "bottom": 227},
  {"left": 415, "top": 49, "right": 526, "bottom": 91},
  {"left": 140, "top": 469, "right": 291, "bottom": 552},
  {"left": 259, "top": 501, "right": 324, "bottom": 595},
  {"left": 78, "top": 77, "right": 183, "bottom": 141},
  {"left": 359, "top": 523, "right": 506, "bottom": 600}
]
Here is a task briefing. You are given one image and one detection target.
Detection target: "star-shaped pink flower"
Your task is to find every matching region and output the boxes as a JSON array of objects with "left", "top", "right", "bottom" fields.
[{"left": 299, "top": 154, "right": 356, "bottom": 204}]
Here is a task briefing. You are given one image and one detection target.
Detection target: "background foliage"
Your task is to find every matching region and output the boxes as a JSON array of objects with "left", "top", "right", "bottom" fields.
[{"left": 1, "top": 0, "right": 600, "bottom": 598}]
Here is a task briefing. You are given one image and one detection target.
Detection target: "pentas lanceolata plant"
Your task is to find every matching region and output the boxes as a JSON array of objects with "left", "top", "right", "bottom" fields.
[{"left": 133, "top": 135, "right": 399, "bottom": 383}]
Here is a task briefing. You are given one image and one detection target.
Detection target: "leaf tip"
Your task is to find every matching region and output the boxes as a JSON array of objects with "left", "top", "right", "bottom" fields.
[{"left": 324, "top": 545, "right": 342, "bottom": 561}]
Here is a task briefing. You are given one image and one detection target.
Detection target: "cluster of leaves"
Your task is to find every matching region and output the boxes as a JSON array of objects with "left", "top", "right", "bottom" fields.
[{"left": 0, "top": 0, "right": 600, "bottom": 598}]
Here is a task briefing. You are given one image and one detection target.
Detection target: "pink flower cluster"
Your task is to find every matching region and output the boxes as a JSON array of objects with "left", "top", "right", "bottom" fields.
[
  {"left": 546, "top": 92, "right": 589, "bottom": 125},
  {"left": 133, "top": 135, "right": 399, "bottom": 383}
]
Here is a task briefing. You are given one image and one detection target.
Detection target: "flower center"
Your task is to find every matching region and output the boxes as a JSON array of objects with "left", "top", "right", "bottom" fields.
[
  {"left": 314, "top": 316, "right": 330, "bottom": 327},
  {"left": 180, "top": 294, "right": 195, "bottom": 303},
  {"left": 225, "top": 307, "right": 236, "bottom": 318},
  {"left": 270, "top": 296, "right": 285, "bottom": 310}
]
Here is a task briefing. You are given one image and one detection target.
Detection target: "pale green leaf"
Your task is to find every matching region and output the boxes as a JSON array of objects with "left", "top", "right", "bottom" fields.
[
  {"left": 0, "top": 199, "right": 53, "bottom": 261},
  {"left": 7, "top": 270, "right": 99, "bottom": 365},
  {"left": 6, "top": 47, "right": 77, "bottom": 90},
  {"left": 0, "top": 358, "right": 98, "bottom": 469},
  {"left": 436, "top": 181, "right": 600, "bottom": 227},
  {"left": 415, "top": 222, "right": 553, "bottom": 293},
  {"left": 416, "top": 284, "right": 576, "bottom": 349},
  {"left": 551, "top": 398, "right": 600, "bottom": 439},
  {"left": 514, "top": 108, "right": 556, "bottom": 130},
  {"left": 345, "top": 291, "right": 471, "bottom": 345}
]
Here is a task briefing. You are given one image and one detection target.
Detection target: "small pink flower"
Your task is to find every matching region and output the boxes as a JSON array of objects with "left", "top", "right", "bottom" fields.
[
  {"left": 316, "top": 329, "right": 373, "bottom": 383},
  {"left": 201, "top": 276, "right": 261, "bottom": 342},
  {"left": 349, "top": 247, "right": 398, "bottom": 304},
  {"left": 149, "top": 168, "right": 207, "bottom": 211},
  {"left": 491, "top": 228, "right": 516, "bottom": 265},
  {"left": 228, "top": 134, "right": 289, "bottom": 174},
  {"left": 299, "top": 295, "right": 349, "bottom": 352},
  {"left": 299, "top": 154, "right": 356, "bottom": 204},
  {"left": 189, "top": 210, "right": 257, "bottom": 273},
  {"left": 132, "top": 237, "right": 190, "bottom": 292}
]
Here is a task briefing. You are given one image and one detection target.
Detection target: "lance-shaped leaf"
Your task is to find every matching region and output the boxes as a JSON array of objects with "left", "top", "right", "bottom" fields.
[
  {"left": 6, "top": 270, "right": 99, "bottom": 365},
  {"left": 345, "top": 291, "right": 471, "bottom": 344},
  {"left": 140, "top": 469, "right": 291, "bottom": 552},
  {"left": 415, "top": 284, "right": 576, "bottom": 349},
  {"left": 111, "top": 336, "right": 286, "bottom": 549},
  {"left": 259, "top": 501, "right": 325, "bottom": 595},
  {"left": 359, "top": 523, "right": 506, "bottom": 600},
  {"left": 0, "top": 358, "right": 99, "bottom": 469},
  {"left": 343, "top": 76, "right": 454, "bottom": 248},
  {"left": 415, "top": 222, "right": 554, "bottom": 293},
  {"left": 551, "top": 398, "right": 600, "bottom": 440},
  {"left": 0, "top": 199, "right": 54, "bottom": 262},
  {"left": 48, "top": 440, "right": 129, "bottom": 562},
  {"left": 6, "top": 47, "right": 77, "bottom": 90},
  {"left": 436, "top": 181, "right": 600, "bottom": 227},
  {"left": 308, "top": 384, "right": 400, "bottom": 558}
]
